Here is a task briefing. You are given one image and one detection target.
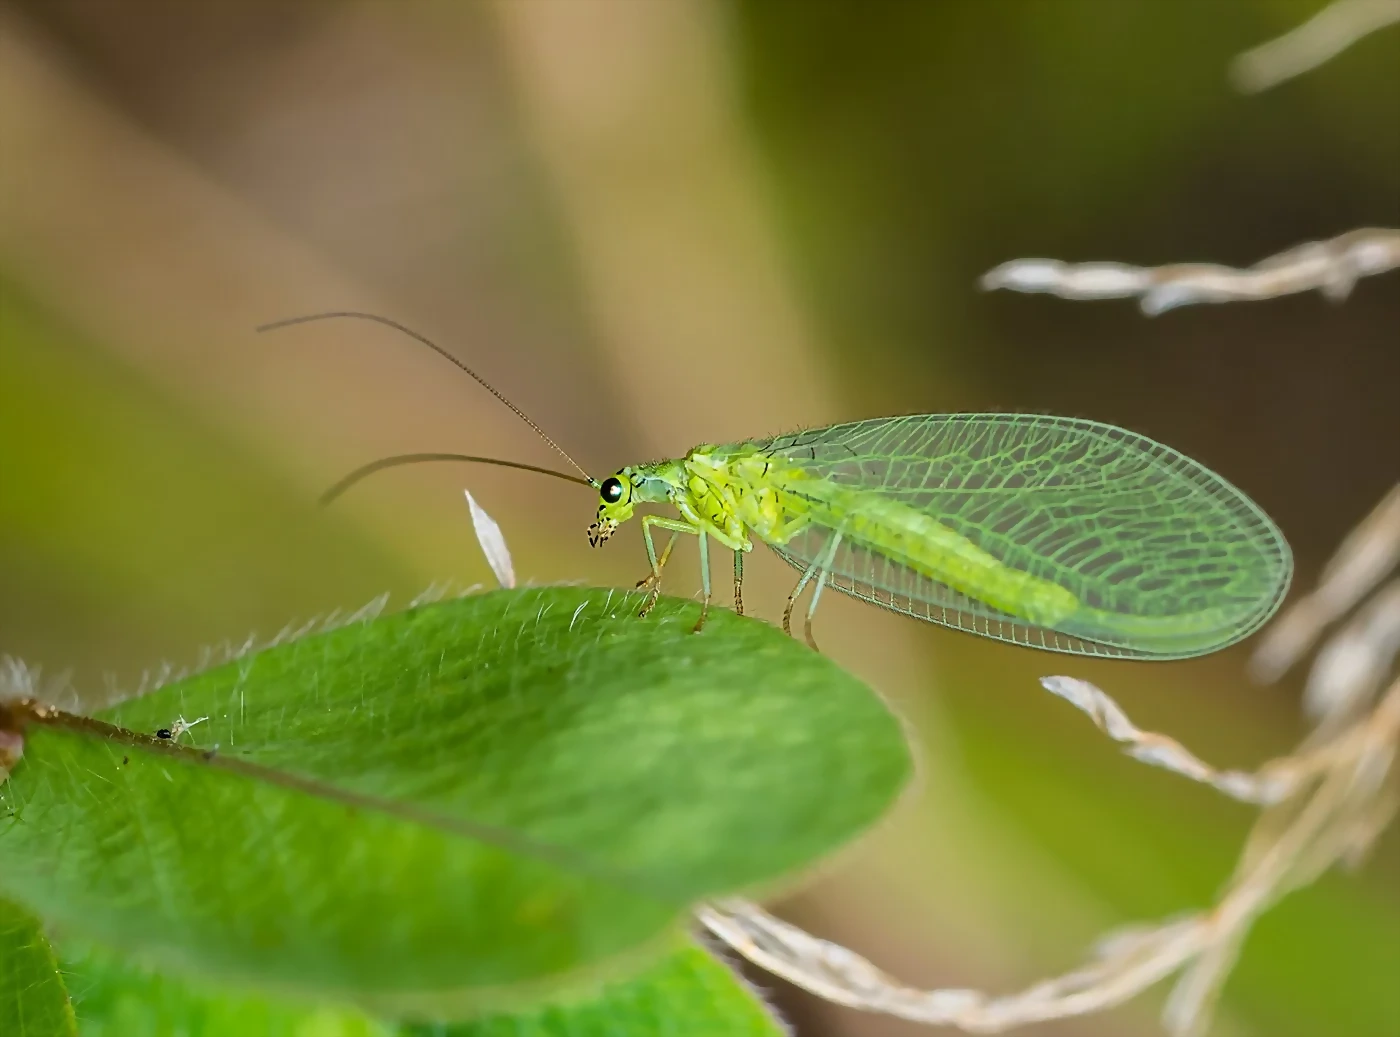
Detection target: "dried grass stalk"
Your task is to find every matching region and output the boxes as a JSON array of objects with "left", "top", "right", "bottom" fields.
[
  {"left": 980, "top": 229, "right": 1400, "bottom": 314},
  {"left": 703, "top": 674, "right": 1400, "bottom": 1035},
  {"left": 1231, "top": 0, "right": 1400, "bottom": 93},
  {"left": 699, "top": 899, "right": 1205, "bottom": 1032},
  {"left": 1039, "top": 675, "right": 1306, "bottom": 805}
]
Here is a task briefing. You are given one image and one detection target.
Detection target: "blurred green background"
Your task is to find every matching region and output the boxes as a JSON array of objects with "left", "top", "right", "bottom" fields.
[{"left": 0, "top": 1, "right": 1396, "bottom": 1035}]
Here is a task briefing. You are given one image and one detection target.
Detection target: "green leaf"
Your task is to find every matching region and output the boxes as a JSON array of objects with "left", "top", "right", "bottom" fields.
[
  {"left": 62, "top": 941, "right": 390, "bottom": 1037},
  {"left": 63, "top": 940, "right": 781, "bottom": 1037},
  {"left": 0, "top": 896, "right": 76, "bottom": 1037},
  {"left": 407, "top": 941, "right": 784, "bottom": 1037},
  {"left": 0, "top": 588, "right": 909, "bottom": 1018}
]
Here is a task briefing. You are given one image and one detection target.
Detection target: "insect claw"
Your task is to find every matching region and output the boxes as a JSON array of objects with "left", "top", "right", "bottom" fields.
[
  {"left": 636, "top": 580, "right": 661, "bottom": 619},
  {"left": 635, "top": 565, "right": 665, "bottom": 619},
  {"left": 803, "top": 617, "right": 821, "bottom": 653}
]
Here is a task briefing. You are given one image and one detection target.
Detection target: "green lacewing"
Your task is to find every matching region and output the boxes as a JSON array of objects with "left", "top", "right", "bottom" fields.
[{"left": 265, "top": 313, "right": 1291, "bottom": 658}]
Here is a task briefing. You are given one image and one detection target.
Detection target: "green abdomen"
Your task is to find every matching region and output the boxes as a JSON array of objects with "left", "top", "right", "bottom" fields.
[{"left": 798, "top": 490, "right": 1080, "bottom": 626}]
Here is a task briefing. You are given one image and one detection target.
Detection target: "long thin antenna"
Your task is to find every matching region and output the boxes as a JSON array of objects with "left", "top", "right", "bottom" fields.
[
  {"left": 257, "top": 311, "right": 594, "bottom": 482},
  {"left": 320, "top": 453, "right": 594, "bottom": 507}
]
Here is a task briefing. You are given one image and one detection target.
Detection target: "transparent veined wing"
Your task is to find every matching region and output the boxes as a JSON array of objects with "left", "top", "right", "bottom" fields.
[{"left": 751, "top": 414, "right": 1291, "bottom": 659}]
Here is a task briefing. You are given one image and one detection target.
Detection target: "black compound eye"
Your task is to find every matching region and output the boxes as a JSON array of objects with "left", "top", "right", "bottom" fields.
[{"left": 600, "top": 477, "right": 624, "bottom": 504}]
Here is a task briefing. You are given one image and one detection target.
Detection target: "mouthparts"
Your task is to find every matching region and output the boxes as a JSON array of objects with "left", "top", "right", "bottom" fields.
[{"left": 587, "top": 519, "right": 617, "bottom": 547}]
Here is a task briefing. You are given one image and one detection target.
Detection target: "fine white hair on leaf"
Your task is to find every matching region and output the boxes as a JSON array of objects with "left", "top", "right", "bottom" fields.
[
  {"left": 43, "top": 584, "right": 487, "bottom": 715},
  {"left": 465, "top": 490, "right": 517, "bottom": 590},
  {"left": 979, "top": 229, "right": 1400, "bottom": 314},
  {"left": 1231, "top": 0, "right": 1400, "bottom": 93},
  {"left": 0, "top": 659, "right": 78, "bottom": 714},
  {"left": 343, "top": 593, "right": 390, "bottom": 627},
  {"left": 0, "top": 657, "right": 41, "bottom": 704},
  {"left": 408, "top": 581, "right": 450, "bottom": 609}
]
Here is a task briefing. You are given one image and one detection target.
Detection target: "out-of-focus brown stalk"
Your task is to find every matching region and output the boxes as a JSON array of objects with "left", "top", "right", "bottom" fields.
[{"left": 0, "top": 8, "right": 547, "bottom": 583}]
